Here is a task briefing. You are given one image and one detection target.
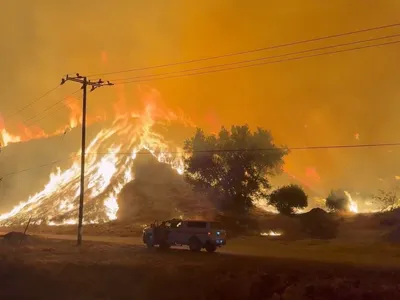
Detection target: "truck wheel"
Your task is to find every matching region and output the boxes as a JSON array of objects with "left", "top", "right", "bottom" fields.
[
  {"left": 189, "top": 237, "right": 202, "bottom": 252},
  {"left": 205, "top": 243, "right": 217, "bottom": 253},
  {"left": 144, "top": 235, "right": 154, "bottom": 248}
]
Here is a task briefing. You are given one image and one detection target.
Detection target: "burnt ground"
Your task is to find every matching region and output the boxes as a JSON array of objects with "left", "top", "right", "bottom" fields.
[{"left": 1, "top": 237, "right": 400, "bottom": 300}]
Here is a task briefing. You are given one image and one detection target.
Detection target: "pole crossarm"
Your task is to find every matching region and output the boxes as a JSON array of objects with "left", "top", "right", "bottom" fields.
[
  {"left": 60, "top": 72, "right": 113, "bottom": 245},
  {"left": 61, "top": 73, "right": 114, "bottom": 92}
]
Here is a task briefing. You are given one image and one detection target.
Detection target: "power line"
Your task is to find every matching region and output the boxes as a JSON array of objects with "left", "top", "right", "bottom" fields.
[
  {"left": 89, "top": 142, "right": 400, "bottom": 156},
  {"left": 87, "top": 22, "right": 400, "bottom": 78},
  {"left": 110, "top": 33, "right": 400, "bottom": 83},
  {"left": 2, "top": 38, "right": 398, "bottom": 176},
  {"left": 25, "top": 94, "right": 83, "bottom": 127},
  {"left": 0, "top": 156, "right": 76, "bottom": 179},
  {"left": 23, "top": 76, "right": 113, "bottom": 127},
  {"left": 3, "top": 84, "right": 61, "bottom": 122},
  {"left": 2, "top": 141, "right": 399, "bottom": 179},
  {"left": 115, "top": 39, "right": 400, "bottom": 85},
  {"left": 23, "top": 89, "right": 81, "bottom": 126},
  {"left": 7, "top": 31, "right": 399, "bottom": 127}
]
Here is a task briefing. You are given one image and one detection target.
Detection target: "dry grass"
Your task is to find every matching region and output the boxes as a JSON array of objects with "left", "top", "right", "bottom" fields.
[
  {"left": 1, "top": 221, "right": 145, "bottom": 237},
  {"left": 1, "top": 213, "right": 400, "bottom": 299},
  {"left": 1, "top": 235, "right": 400, "bottom": 299}
]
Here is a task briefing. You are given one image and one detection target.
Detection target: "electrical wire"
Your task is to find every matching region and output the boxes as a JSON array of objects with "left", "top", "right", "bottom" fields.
[
  {"left": 18, "top": 29, "right": 400, "bottom": 126},
  {"left": 0, "top": 156, "right": 77, "bottom": 178},
  {"left": 110, "top": 33, "right": 400, "bottom": 83},
  {"left": 3, "top": 25, "right": 400, "bottom": 178},
  {"left": 87, "top": 21, "right": 400, "bottom": 77},
  {"left": 25, "top": 94, "right": 83, "bottom": 127},
  {"left": 3, "top": 84, "right": 61, "bottom": 122},
  {"left": 89, "top": 142, "right": 400, "bottom": 156},
  {"left": 115, "top": 39, "right": 400, "bottom": 85},
  {"left": 2, "top": 141, "right": 399, "bottom": 179},
  {"left": 23, "top": 89, "right": 81, "bottom": 126},
  {"left": 17, "top": 35, "right": 393, "bottom": 128}
]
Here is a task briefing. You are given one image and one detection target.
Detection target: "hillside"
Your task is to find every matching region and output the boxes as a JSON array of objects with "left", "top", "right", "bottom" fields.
[
  {"left": 118, "top": 150, "right": 214, "bottom": 222},
  {"left": 0, "top": 121, "right": 214, "bottom": 224}
]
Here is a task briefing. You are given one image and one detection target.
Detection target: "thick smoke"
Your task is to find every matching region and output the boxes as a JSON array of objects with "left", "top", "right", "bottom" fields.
[{"left": 1, "top": 1, "right": 400, "bottom": 213}]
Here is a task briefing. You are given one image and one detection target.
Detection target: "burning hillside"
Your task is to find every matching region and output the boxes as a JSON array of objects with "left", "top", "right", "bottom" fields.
[
  {"left": 0, "top": 84, "right": 375, "bottom": 227},
  {"left": 0, "top": 87, "right": 195, "bottom": 226}
]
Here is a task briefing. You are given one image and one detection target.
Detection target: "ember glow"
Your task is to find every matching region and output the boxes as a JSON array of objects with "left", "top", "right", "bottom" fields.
[
  {"left": 0, "top": 88, "right": 188, "bottom": 226},
  {"left": 260, "top": 231, "right": 282, "bottom": 237}
]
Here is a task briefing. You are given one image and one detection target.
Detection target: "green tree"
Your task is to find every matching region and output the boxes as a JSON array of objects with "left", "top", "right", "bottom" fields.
[
  {"left": 325, "top": 189, "right": 349, "bottom": 212},
  {"left": 269, "top": 184, "right": 308, "bottom": 215},
  {"left": 184, "top": 125, "right": 288, "bottom": 213}
]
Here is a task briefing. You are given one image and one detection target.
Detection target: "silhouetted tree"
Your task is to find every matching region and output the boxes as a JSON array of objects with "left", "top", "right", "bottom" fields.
[
  {"left": 325, "top": 189, "right": 349, "bottom": 212},
  {"left": 373, "top": 187, "right": 400, "bottom": 212},
  {"left": 184, "top": 125, "right": 288, "bottom": 213},
  {"left": 269, "top": 184, "right": 308, "bottom": 215}
]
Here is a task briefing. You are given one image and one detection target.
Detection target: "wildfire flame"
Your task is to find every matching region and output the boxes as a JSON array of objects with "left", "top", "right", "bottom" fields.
[
  {"left": 0, "top": 93, "right": 110, "bottom": 148},
  {"left": 344, "top": 191, "right": 358, "bottom": 213},
  {"left": 0, "top": 96, "right": 83, "bottom": 148},
  {"left": 0, "top": 126, "right": 49, "bottom": 147},
  {"left": 0, "top": 87, "right": 189, "bottom": 226},
  {"left": 260, "top": 230, "right": 282, "bottom": 236},
  {"left": 0, "top": 84, "right": 365, "bottom": 226}
]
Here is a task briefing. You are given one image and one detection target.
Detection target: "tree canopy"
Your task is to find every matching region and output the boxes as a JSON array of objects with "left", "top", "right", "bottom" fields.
[
  {"left": 183, "top": 125, "right": 288, "bottom": 213},
  {"left": 269, "top": 184, "right": 308, "bottom": 215},
  {"left": 325, "top": 189, "right": 349, "bottom": 212}
]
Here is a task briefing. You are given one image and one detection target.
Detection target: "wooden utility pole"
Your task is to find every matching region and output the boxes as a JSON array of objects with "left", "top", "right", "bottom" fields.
[{"left": 61, "top": 74, "right": 113, "bottom": 245}]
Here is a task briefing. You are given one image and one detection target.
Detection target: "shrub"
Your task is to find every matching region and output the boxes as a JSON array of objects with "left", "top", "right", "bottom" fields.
[
  {"left": 269, "top": 184, "right": 308, "bottom": 215},
  {"left": 299, "top": 208, "right": 339, "bottom": 239},
  {"left": 325, "top": 190, "right": 349, "bottom": 212},
  {"left": 373, "top": 188, "right": 400, "bottom": 212}
]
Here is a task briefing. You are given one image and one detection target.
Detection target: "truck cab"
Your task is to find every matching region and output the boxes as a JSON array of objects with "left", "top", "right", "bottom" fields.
[{"left": 143, "top": 219, "right": 227, "bottom": 253}]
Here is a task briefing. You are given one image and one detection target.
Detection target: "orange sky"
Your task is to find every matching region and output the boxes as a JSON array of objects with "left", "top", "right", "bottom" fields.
[{"left": 1, "top": 0, "right": 400, "bottom": 196}]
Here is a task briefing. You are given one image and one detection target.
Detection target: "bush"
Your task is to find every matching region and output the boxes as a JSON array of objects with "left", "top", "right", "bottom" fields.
[
  {"left": 325, "top": 190, "right": 349, "bottom": 212},
  {"left": 373, "top": 188, "right": 400, "bottom": 212},
  {"left": 269, "top": 184, "right": 308, "bottom": 215},
  {"left": 299, "top": 208, "right": 339, "bottom": 239}
]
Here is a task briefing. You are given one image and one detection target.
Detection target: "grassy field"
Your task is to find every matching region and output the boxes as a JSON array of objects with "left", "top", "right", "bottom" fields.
[
  {"left": 1, "top": 213, "right": 400, "bottom": 299},
  {"left": 1, "top": 233, "right": 400, "bottom": 300},
  {"left": 227, "top": 236, "right": 400, "bottom": 269}
]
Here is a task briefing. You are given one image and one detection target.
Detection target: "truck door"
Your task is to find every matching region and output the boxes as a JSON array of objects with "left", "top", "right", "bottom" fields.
[
  {"left": 172, "top": 221, "right": 185, "bottom": 244},
  {"left": 166, "top": 220, "right": 182, "bottom": 245}
]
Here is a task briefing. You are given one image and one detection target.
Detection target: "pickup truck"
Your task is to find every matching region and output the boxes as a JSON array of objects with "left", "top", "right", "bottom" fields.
[{"left": 142, "top": 219, "right": 227, "bottom": 253}]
